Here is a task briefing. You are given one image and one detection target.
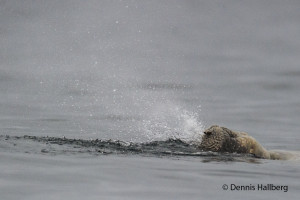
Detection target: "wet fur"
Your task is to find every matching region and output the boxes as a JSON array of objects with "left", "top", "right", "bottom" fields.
[{"left": 200, "top": 125, "right": 288, "bottom": 160}]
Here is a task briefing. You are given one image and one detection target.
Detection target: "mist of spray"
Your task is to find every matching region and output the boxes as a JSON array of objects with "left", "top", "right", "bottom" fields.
[{"left": 140, "top": 101, "right": 204, "bottom": 142}]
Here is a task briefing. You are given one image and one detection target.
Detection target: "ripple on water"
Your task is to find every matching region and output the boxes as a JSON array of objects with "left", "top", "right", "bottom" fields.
[{"left": 0, "top": 135, "right": 261, "bottom": 163}]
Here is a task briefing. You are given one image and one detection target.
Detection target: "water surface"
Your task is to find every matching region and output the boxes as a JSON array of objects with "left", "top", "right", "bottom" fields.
[{"left": 1, "top": 0, "right": 300, "bottom": 199}]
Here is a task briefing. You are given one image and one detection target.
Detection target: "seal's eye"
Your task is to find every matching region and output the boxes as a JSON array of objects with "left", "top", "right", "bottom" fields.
[{"left": 204, "top": 130, "right": 212, "bottom": 135}]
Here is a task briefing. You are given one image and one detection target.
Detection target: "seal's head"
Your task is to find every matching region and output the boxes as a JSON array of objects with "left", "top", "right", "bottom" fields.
[
  {"left": 200, "top": 125, "right": 233, "bottom": 152},
  {"left": 200, "top": 125, "right": 282, "bottom": 160}
]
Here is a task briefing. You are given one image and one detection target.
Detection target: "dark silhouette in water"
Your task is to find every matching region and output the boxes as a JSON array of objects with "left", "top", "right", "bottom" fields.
[
  {"left": 1, "top": 134, "right": 256, "bottom": 162},
  {"left": 1, "top": 125, "right": 297, "bottom": 160}
]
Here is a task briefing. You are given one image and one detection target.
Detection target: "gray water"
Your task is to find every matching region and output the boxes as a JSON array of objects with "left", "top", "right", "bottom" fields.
[{"left": 1, "top": 0, "right": 300, "bottom": 199}]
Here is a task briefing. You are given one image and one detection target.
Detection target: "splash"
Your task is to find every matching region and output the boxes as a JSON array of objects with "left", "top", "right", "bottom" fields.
[
  {"left": 180, "top": 109, "right": 205, "bottom": 144},
  {"left": 140, "top": 102, "right": 204, "bottom": 143}
]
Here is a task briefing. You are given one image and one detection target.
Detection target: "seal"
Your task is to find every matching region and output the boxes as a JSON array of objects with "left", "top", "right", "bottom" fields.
[{"left": 200, "top": 125, "right": 293, "bottom": 160}]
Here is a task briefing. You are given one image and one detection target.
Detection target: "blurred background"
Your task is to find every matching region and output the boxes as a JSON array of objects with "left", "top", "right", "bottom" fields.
[{"left": 1, "top": 0, "right": 300, "bottom": 149}]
